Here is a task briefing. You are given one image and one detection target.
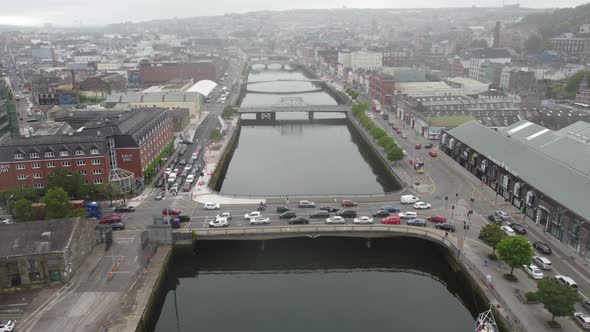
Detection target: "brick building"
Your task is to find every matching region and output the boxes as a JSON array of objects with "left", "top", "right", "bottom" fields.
[
  {"left": 139, "top": 60, "right": 226, "bottom": 87},
  {"left": 0, "top": 108, "right": 174, "bottom": 190},
  {"left": 369, "top": 73, "right": 395, "bottom": 107}
]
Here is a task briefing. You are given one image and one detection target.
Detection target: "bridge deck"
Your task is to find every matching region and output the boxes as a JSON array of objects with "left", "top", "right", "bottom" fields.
[
  {"left": 247, "top": 79, "right": 324, "bottom": 85},
  {"left": 238, "top": 105, "right": 350, "bottom": 113}
]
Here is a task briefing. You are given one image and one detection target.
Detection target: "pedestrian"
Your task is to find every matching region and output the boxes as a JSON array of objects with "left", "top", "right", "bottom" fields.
[
  {"left": 286, "top": 195, "right": 289, "bottom": 204},
  {"left": 484, "top": 259, "right": 488, "bottom": 267},
  {"left": 445, "top": 231, "right": 448, "bottom": 237}
]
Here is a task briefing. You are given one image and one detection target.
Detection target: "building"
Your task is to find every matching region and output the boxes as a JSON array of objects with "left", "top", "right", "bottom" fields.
[
  {"left": 369, "top": 73, "right": 395, "bottom": 107},
  {"left": 468, "top": 48, "right": 511, "bottom": 82},
  {"left": 0, "top": 218, "right": 96, "bottom": 287},
  {"left": 440, "top": 56, "right": 466, "bottom": 78},
  {"left": 338, "top": 50, "right": 382, "bottom": 73},
  {"left": 551, "top": 35, "right": 588, "bottom": 56},
  {"left": 445, "top": 77, "right": 490, "bottom": 95},
  {"left": 479, "top": 61, "right": 504, "bottom": 87},
  {"left": 394, "top": 81, "right": 459, "bottom": 97},
  {"left": 72, "top": 51, "right": 101, "bottom": 63},
  {"left": 382, "top": 48, "right": 411, "bottom": 67},
  {"left": 441, "top": 120, "right": 590, "bottom": 259},
  {"left": 0, "top": 78, "right": 18, "bottom": 138},
  {"left": 139, "top": 60, "right": 226, "bottom": 87},
  {"left": 0, "top": 108, "right": 174, "bottom": 190},
  {"left": 499, "top": 68, "right": 537, "bottom": 94},
  {"left": 78, "top": 73, "right": 127, "bottom": 98},
  {"left": 576, "top": 78, "right": 590, "bottom": 105}
]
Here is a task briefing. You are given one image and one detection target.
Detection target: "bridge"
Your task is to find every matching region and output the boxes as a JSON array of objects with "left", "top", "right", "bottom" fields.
[
  {"left": 249, "top": 60, "right": 298, "bottom": 69},
  {"left": 246, "top": 79, "right": 324, "bottom": 85},
  {"left": 238, "top": 97, "right": 349, "bottom": 120}
]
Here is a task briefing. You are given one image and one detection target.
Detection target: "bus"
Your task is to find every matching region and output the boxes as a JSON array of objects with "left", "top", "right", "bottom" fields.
[{"left": 372, "top": 99, "right": 381, "bottom": 112}]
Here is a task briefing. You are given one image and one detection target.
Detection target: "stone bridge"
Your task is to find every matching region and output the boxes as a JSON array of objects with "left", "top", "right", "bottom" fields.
[{"left": 246, "top": 79, "right": 324, "bottom": 85}]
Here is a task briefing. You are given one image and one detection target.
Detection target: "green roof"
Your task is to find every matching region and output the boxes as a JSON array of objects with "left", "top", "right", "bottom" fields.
[{"left": 430, "top": 116, "right": 476, "bottom": 127}]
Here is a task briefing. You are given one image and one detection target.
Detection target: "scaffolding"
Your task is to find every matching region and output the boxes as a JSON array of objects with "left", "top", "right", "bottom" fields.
[{"left": 474, "top": 307, "right": 499, "bottom": 332}]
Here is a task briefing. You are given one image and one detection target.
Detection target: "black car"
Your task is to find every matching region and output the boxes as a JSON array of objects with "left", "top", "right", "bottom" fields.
[
  {"left": 279, "top": 211, "right": 297, "bottom": 219},
  {"left": 111, "top": 222, "right": 126, "bottom": 230},
  {"left": 176, "top": 215, "right": 191, "bottom": 223},
  {"left": 288, "top": 217, "right": 310, "bottom": 225},
  {"left": 336, "top": 210, "right": 357, "bottom": 218},
  {"left": 509, "top": 223, "right": 526, "bottom": 235},
  {"left": 424, "top": 143, "right": 433, "bottom": 149},
  {"left": 309, "top": 211, "right": 330, "bottom": 219},
  {"left": 319, "top": 205, "right": 339, "bottom": 213},
  {"left": 435, "top": 222, "right": 456, "bottom": 232},
  {"left": 372, "top": 210, "right": 390, "bottom": 217},
  {"left": 487, "top": 215, "right": 503, "bottom": 223},
  {"left": 533, "top": 241, "right": 552, "bottom": 255},
  {"left": 114, "top": 205, "right": 135, "bottom": 213},
  {"left": 276, "top": 206, "right": 290, "bottom": 213}
]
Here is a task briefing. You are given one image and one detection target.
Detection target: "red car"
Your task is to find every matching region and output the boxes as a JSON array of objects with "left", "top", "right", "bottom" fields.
[
  {"left": 415, "top": 144, "right": 422, "bottom": 149},
  {"left": 99, "top": 215, "right": 122, "bottom": 224},
  {"left": 381, "top": 216, "right": 401, "bottom": 225},
  {"left": 429, "top": 150, "right": 437, "bottom": 157},
  {"left": 162, "top": 208, "right": 182, "bottom": 216},
  {"left": 341, "top": 200, "right": 358, "bottom": 207},
  {"left": 428, "top": 215, "right": 447, "bottom": 223}
]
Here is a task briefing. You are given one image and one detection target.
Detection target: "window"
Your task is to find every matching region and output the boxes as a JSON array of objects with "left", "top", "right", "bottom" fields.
[
  {"left": 30, "top": 152, "right": 40, "bottom": 159},
  {"left": 16, "top": 164, "right": 25, "bottom": 170},
  {"left": 94, "top": 179, "right": 103, "bottom": 184},
  {"left": 62, "top": 161, "right": 71, "bottom": 167},
  {"left": 92, "top": 159, "right": 101, "bottom": 165},
  {"left": 32, "top": 163, "right": 40, "bottom": 169},
  {"left": 17, "top": 174, "right": 27, "bottom": 180},
  {"left": 77, "top": 160, "right": 86, "bottom": 166},
  {"left": 93, "top": 169, "right": 102, "bottom": 175},
  {"left": 75, "top": 150, "right": 84, "bottom": 156},
  {"left": 90, "top": 149, "right": 99, "bottom": 155},
  {"left": 14, "top": 153, "right": 24, "bottom": 160},
  {"left": 33, "top": 173, "right": 42, "bottom": 179},
  {"left": 46, "top": 162, "right": 56, "bottom": 168},
  {"left": 19, "top": 184, "right": 27, "bottom": 189},
  {"left": 60, "top": 151, "right": 69, "bottom": 157},
  {"left": 34, "top": 183, "right": 44, "bottom": 189},
  {"left": 78, "top": 170, "right": 87, "bottom": 175},
  {"left": 45, "top": 151, "right": 55, "bottom": 158}
]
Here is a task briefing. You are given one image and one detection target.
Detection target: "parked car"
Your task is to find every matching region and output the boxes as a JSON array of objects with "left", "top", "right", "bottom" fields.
[
  {"left": 336, "top": 210, "right": 357, "bottom": 218},
  {"left": 428, "top": 215, "right": 447, "bottom": 223},
  {"left": 278, "top": 211, "right": 296, "bottom": 219},
  {"left": 319, "top": 205, "right": 339, "bottom": 213},
  {"left": 298, "top": 200, "right": 316, "bottom": 208},
  {"left": 381, "top": 216, "right": 401, "bottom": 225},
  {"left": 509, "top": 223, "right": 526, "bottom": 235},
  {"left": 341, "top": 200, "right": 358, "bottom": 207},
  {"left": 0, "top": 320, "right": 15, "bottom": 332},
  {"left": 114, "top": 204, "right": 135, "bottom": 213},
  {"left": 487, "top": 215, "right": 503, "bottom": 223},
  {"left": 413, "top": 202, "right": 431, "bottom": 209},
  {"left": 582, "top": 300, "right": 590, "bottom": 313},
  {"left": 500, "top": 225, "right": 516, "bottom": 237},
  {"left": 0, "top": 218, "right": 13, "bottom": 225},
  {"left": 424, "top": 143, "right": 433, "bottom": 149},
  {"left": 372, "top": 210, "right": 390, "bottom": 217},
  {"left": 428, "top": 150, "right": 437, "bottom": 157},
  {"left": 276, "top": 206, "right": 290, "bottom": 213},
  {"left": 573, "top": 313, "right": 590, "bottom": 330},
  {"left": 325, "top": 216, "right": 346, "bottom": 224},
  {"left": 309, "top": 211, "right": 330, "bottom": 219},
  {"left": 532, "top": 256, "right": 553, "bottom": 270},
  {"left": 111, "top": 222, "right": 126, "bottom": 231},
  {"left": 353, "top": 216, "right": 374, "bottom": 224},
  {"left": 533, "top": 241, "right": 552, "bottom": 255},
  {"left": 249, "top": 217, "right": 270, "bottom": 225},
  {"left": 99, "top": 215, "right": 122, "bottom": 224},
  {"left": 415, "top": 144, "right": 422, "bottom": 149},
  {"left": 400, "top": 195, "right": 420, "bottom": 204},
  {"left": 244, "top": 211, "right": 261, "bottom": 220},
  {"left": 209, "top": 218, "right": 229, "bottom": 228},
  {"left": 203, "top": 202, "right": 221, "bottom": 210},
  {"left": 288, "top": 216, "right": 310, "bottom": 225},
  {"left": 186, "top": 174, "right": 195, "bottom": 184},
  {"left": 380, "top": 205, "right": 400, "bottom": 213},
  {"left": 398, "top": 211, "right": 418, "bottom": 219},
  {"left": 162, "top": 208, "right": 181, "bottom": 216},
  {"left": 435, "top": 223, "right": 456, "bottom": 232},
  {"left": 407, "top": 218, "right": 427, "bottom": 227},
  {"left": 522, "top": 264, "right": 544, "bottom": 280},
  {"left": 554, "top": 275, "right": 578, "bottom": 289},
  {"left": 401, "top": 133, "right": 407, "bottom": 138},
  {"left": 155, "top": 190, "right": 166, "bottom": 200},
  {"left": 495, "top": 211, "right": 511, "bottom": 221},
  {"left": 215, "top": 212, "right": 232, "bottom": 220}
]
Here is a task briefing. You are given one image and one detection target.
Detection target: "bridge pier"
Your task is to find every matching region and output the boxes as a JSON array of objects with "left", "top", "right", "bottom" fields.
[
  {"left": 256, "top": 112, "right": 276, "bottom": 121},
  {"left": 308, "top": 111, "right": 314, "bottom": 120}
]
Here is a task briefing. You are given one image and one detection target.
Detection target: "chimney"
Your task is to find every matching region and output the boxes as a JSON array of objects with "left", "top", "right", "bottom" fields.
[{"left": 493, "top": 22, "right": 501, "bottom": 48}]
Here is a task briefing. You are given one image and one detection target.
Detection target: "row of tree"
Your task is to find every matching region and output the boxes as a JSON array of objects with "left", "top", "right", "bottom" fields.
[
  {"left": 351, "top": 103, "right": 404, "bottom": 161},
  {"left": 12, "top": 187, "right": 87, "bottom": 222},
  {"left": 479, "top": 223, "right": 580, "bottom": 325},
  {"left": 344, "top": 87, "right": 359, "bottom": 100},
  {"left": 222, "top": 105, "right": 238, "bottom": 119}
]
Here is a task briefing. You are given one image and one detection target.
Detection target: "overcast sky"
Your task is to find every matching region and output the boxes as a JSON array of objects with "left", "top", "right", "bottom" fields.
[{"left": 0, "top": 0, "right": 586, "bottom": 27}]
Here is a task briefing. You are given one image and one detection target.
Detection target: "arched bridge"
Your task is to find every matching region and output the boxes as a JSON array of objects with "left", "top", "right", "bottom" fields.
[{"left": 246, "top": 79, "right": 324, "bottom": 85}]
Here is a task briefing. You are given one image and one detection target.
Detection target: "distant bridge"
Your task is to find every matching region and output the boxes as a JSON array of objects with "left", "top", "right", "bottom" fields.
[
  {"left": 238, "top": 97, "right": 349, "bottom": 120},
  {"left": 249, "top": 60, "right": 298, "bottom": 69},
  {"left": 246, "top": 79, "right": 324, "bottom": 85}
]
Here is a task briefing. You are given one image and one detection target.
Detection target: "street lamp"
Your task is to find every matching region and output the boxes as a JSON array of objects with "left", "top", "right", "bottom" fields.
[{"left": 6, "top": 194, "right": 14, "bottom": 216}]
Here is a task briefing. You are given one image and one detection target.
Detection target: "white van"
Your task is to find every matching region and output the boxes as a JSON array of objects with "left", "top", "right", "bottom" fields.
[
  {"left": 400, "top": 195, "right": 420, "bottom": 204},
  {"left": 168, "top": 173, "right": 177, "bottom": 183}
]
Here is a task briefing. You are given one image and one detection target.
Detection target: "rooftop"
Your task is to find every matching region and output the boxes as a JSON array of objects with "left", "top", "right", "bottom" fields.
[{"left": 0, "top": 218, "right": 78, "bottom": 257}]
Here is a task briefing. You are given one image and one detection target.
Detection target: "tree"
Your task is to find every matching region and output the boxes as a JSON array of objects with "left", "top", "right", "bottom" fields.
[
  {"left": 536, "top": 277, "right": 580, "bottom": 325},
  {"left": 222, "top": 105, "right": 237, "bottom": 119},
  {"left": 524, "top": 34, "right": 544, "bottom": 54},
  {"left": 386, "top": 147, "right": 405, "bottom": 161},
  {"left": 209, "top": 128, "right": 223, "bottom": 141},
  {"left": 565, "top": 71, "right": 590, "bottom": 95},
  {"left": 47, "top": 169, "right": 84, "bottom": 198},
  {"left": 12, "top": 199, "right": 33, "bottom": 222},
  {"left": 496, "top": 235, "right": 533, "bottom": 278},
  {"left": 478, "top": 223, "right": 506, "bottom": 256},
  {"left": 43, "top": 187, "right": 72, "bottom": 219}
]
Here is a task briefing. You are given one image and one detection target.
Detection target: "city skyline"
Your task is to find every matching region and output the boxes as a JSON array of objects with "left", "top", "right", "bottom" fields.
[{"left": 0, "top": 0, "right": 588, "bottom": 27}]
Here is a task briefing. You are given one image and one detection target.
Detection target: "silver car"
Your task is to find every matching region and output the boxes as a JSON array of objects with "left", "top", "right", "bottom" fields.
[{"left": 406, "top": 218, "right": 426, "bottom": 227}]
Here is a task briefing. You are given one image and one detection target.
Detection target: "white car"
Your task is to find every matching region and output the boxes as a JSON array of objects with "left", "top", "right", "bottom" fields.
[
  {"left": 215, "top": 212, "right": 232, "bottom": 220},
  {"left": 165, "top": 167, "right": 172, "bottom": 175},
  {"left": 209, "top": 217, "right": 229, "bottom": 228},
  {"left": 244, "top": 211, "right": 261, "bottom": 220},
  {"left": 203, "top": 202, "right": 221, "bottom": 210},
  {"left": 298, "top": 200, "right": 316, "bottom": 208},
  {"left": 398, "top": 211, "right": 418, "bottom": 219},
  {"left": 249, "top": 217, "right": 270, "bottom": 225},
  {"left": 0, "top": 320, "right": 15, "bottom": 332},
  {"left": 573, "top": 313, "right": 590, "bottom": 330},
  {"left": 186, "top": 174, "right": 195, "bottom": 184},
  {"left": 353, "top": 216, "right": 374, "bottom": 224},
  {"left": 191, "top": 152, "right": 198, "bottom": 159},
  {"left": 0, "top": 218, "right": 13, "bottom": 225},
  {"left": 522, "top": 264, "right": 544, "bottom": 280},
  {"left": 173, "top": 168, "right": 179, "bottom": 173},
  {"left": 326, "top": 216, "right": 346, "bottom": 224},
  {"left": 532, "top": 256, "right": 553, "bottom": 270},
  {"left": 500, "top": 225, "right": 515, "bottom": 237},
  {"left": 413, "top": 202, "right": 431, "bottom": 209},
  {"left": 184, "top": 164, "right": 192, "bottom": 171}
]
